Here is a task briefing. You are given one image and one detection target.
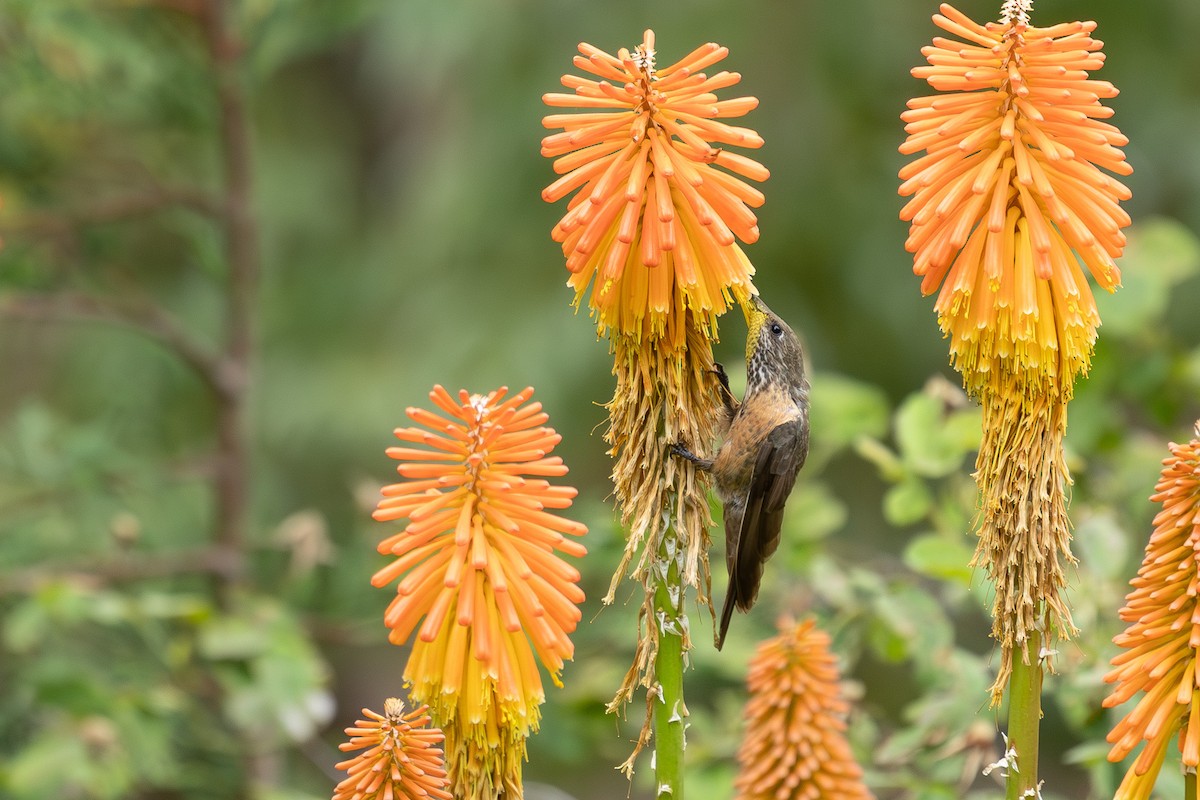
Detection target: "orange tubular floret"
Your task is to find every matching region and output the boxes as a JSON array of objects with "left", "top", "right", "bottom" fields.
[
  {"left": 372, "top": 384, "right": 587, "bottom": 776},
  {"left": 541, "top": 30, "right": 765, "bottom": 339},
  {"left": 659, "top": 41, "right": 727, "bottom": 77},
  {"left": 899, "top": 3, "right": 1131, "bottom": 389}
]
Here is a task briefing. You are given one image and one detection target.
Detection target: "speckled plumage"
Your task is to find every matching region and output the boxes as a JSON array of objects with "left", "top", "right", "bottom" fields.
[{"left": 674, "top": 295, "right": 810, "bottom": 649}]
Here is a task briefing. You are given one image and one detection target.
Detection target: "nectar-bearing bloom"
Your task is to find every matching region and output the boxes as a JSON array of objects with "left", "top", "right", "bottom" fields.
[
  {"left": 372, "top": 386, "right": 587, "bottom": 800},
  {"left": 542, "top": 31, "right": 767, "bottom": 777},
  {"left": 900, "top": 2, "right": 1130, "bottom": 396},
  {"left": 899, "top": 2, "right": 1131, "bottom": 702},
  {"left": 332, "top": 698, "right": 451, "bottom": 800},
  {"left": 1104, "top": 424, "right": 1200, "bottom": 800},
  {"left": 542, "top": 28, "right": 763, "bottom": 346},
  {"left": 734, "top": 618, "right": 872, "bottom": 800}
]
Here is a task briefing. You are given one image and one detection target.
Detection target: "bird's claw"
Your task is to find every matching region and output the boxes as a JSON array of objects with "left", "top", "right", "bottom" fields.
[
  {"left": 670, "top": 441, "right": 713, "bottom": 471},
  {"left": 710, "top": 362, "right": 738, "bottom": 415},
  {"left": 711, "top": 363, "right": 731, "bottom": 392}
]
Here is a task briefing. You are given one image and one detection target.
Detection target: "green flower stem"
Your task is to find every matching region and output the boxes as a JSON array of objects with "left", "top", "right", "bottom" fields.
[
  {"left": 653, "top": 533, "right": 687, "bottom": 800},
  {"left": 1187, "top": 769, "right": 1197, "bottom": 800},
  {"left": 1006, "top": 630, "right": 1043, "bottom": 800}
]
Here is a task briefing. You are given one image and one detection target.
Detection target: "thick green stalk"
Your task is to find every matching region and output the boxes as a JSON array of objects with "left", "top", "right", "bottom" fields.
[
  {"left": 1187, "top": 769, "right": 1197, "bottom": 800},
  {"left": 1006, "top": 630, "right": 1043, "bottom": 800},
  {"left": 653, "top": 532, "right": 687, "bottom": 800}
]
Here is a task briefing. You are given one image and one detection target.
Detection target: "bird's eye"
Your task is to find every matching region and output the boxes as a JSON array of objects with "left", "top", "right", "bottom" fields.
[{"left": 770, "top": 323, "right": 784, "bottom": 338}]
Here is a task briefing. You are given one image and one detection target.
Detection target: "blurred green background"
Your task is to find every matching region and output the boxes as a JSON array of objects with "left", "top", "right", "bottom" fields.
[{"left": 2, "top": 1, "right": 1200, "bottom": 798}]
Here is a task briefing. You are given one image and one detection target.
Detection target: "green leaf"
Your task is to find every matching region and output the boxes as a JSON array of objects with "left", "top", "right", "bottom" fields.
[
  {"left": 903, "top": 532, "right": 976, "bottom": 586},
  {"left": 32, "top": 667, "right": 110, "bottom": 716},
  {"left": 1072, "top": 511, "right": 1131, "bottom": 581},
  {"left": 1097, "top": 217, "right": 1200, "bottom": 337},
  {"left": 785, "top": 479, "right": 847, "bottom": 541},
  {"left": 203, "top": 597, "right": 333, "bottom": 744},
  {"left": 138, "top": 591, "right": 212, "bottom": 622},
  {"left": 2, "top": 596, "right": 47, "bottom": 653},
  {"left": 883, "top": 477, "right": 933, "bottom": 526},
  {"left": 855, "top": 436, "right": 905, "bottom": 482},
  {"left": 868, "top": 583, "right": 953, "bottom": 663},
  {"left": 199, "top": 614, "right": 268, "bottom": 661},
  {"left": 5, "top": 734, "right": 92, "bottom": 800},
  {"left": 943, "top": 404, "right": 983, "bottom": 450},
  {"left": 253, "top": 629, "right": 335, "bottom": 742},
  {"left": 807, "top": 554, "right": 857, "bottom": 609},
  {"left": 1186, "top": 344, "right": 1200, "bottom": 388},
  {"left": 894, "top": 391, "right": 979, "bottom": 478},
  {"left": 809, "top": 372, "right": 890, "bottom": 450}
]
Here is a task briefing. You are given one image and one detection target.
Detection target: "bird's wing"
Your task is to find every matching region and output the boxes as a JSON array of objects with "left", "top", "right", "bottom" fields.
[{"left": 719, "top": 416, "right": 809, "bottom": 646}]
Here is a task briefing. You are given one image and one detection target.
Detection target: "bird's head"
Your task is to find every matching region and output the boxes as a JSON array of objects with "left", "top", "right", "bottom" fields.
[{"left": 742, "top": 294, "right": 809, "bottom": 401}]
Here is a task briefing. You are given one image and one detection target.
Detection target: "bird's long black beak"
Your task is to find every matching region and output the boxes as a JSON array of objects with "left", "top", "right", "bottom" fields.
[
  {"left": 747, "top": 293, "right": 771, "bottom": 318},
  {"left": 741, "top": 292, "right": 766, "bottom": 324}
]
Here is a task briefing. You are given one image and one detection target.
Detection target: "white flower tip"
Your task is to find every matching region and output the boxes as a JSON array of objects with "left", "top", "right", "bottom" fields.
[{"left": 999, "top": 0, "right": 1033, "bottom": 27}]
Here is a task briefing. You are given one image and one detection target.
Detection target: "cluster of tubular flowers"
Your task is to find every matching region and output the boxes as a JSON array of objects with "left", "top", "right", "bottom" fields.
[
  {"left": 899, "top": 2, "right": 1131, "bottom": 702},
  {"left": 900, "top": 2, "right": 1130, "bottom": 395},
  {"left": 542, "top": 30, "right": 767, "bottom": 769},
  {"left": 372, "top": 386, "right": 587, "bottom": 800},
  {"left": 734, "top": 618, "right": 872, "bottom": 800},
  {"left": 542, "top": 28, "right": 764, "bottom": 346},
  {"left": 1104, "top": 425, "right": 1200, "bottom": 800},
  {"left": 332, "top": 698, "right": 451, "bottom": 800}
]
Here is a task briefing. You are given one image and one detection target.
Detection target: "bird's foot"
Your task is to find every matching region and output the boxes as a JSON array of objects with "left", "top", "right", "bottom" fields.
[
  {"left": 710, "top": 363, "right": 738, "bottom": 415},
  {"left": 711, "top": 362, "right": 732, "bottom": 393},
  {"left": 670, "top": 441, "right": 713, "bottom": 471}
]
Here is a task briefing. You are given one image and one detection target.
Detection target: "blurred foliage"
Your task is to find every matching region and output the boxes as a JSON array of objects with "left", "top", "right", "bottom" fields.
[{"left": 1, "top": 1, "right": 1200, "bottom": 800}]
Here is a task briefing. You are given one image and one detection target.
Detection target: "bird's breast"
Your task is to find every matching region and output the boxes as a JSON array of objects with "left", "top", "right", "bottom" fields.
[{"left": 710, "top": 388, "right": 803, "bottom": 501}]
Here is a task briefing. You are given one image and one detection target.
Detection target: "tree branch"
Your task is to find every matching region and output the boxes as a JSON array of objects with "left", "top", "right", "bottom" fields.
[
  {"left": 200, "top": 0, "right": 262, "bottom": 603},
  {"left": 0, "top": 547, "right": 243, "bottom": 595},
  {"left": 9, "top": 186, "right": 221, "bottom": 238},
  {"left": 0, "top": 290, "right": 227, "bottom": 393}
]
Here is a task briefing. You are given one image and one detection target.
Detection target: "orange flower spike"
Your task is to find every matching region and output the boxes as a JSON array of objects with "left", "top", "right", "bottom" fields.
[
  {"left": 900, "top": 3, "right": 1131, "bottom": 397},
  {"left": 332, "top": 698, "right": 451, "bottom": 800},
  {"left": 734, "top": 618, "right": 873, "bottom": 800},
  {"left": 372, "top": 386, "right": 587, "bottom": 800},
  {"left": 543, "top": 30, "right": 771, "bottom": 783},
  {"left": 542, "top": 29, "right": 764, "bottom": 341},
  {"left": 901, "top": 1, "right": 1133, "bottom": 707},
  {"left": 1105, "top": 425, "right": 1200, "bottom": 800}
]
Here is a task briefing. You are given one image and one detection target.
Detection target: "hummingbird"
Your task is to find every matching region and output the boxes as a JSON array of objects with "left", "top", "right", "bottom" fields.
[{"left": 673, "top": 295, "right": 810, "bottom": 649}]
